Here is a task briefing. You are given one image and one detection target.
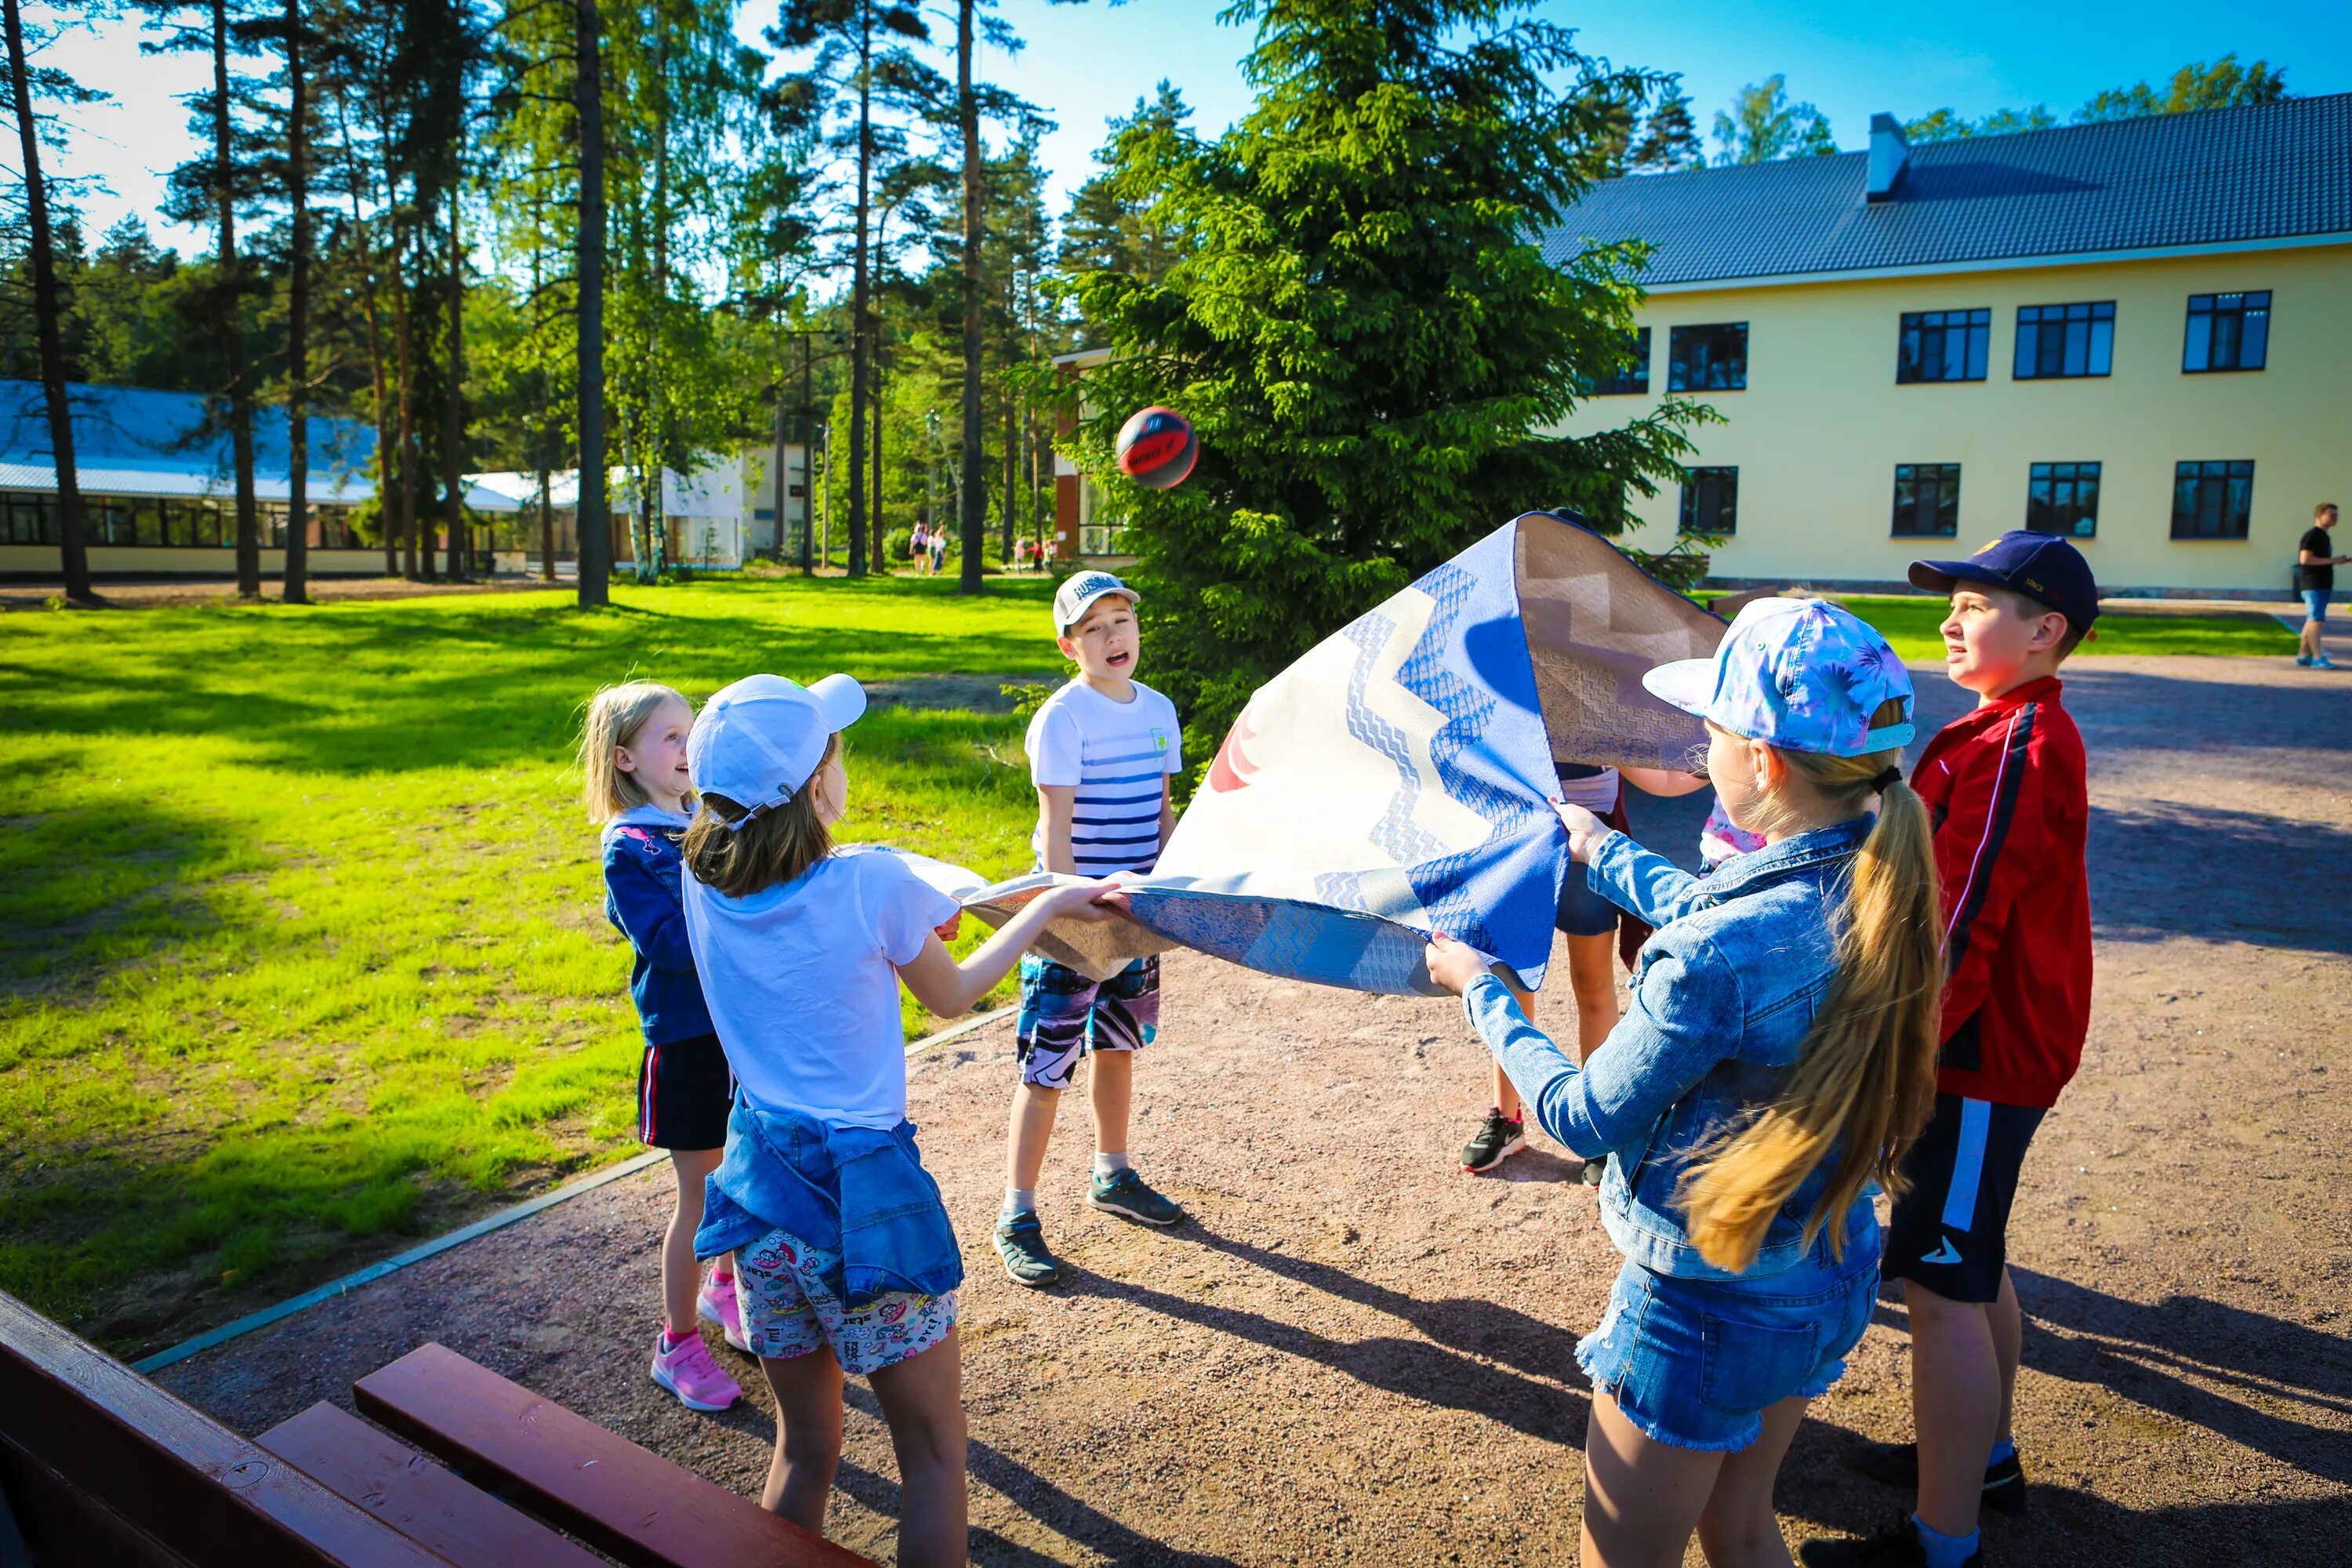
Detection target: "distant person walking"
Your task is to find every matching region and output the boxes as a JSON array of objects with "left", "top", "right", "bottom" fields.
[{"left": 2297, "top": 503, "right": 2346, "bottom": 669}]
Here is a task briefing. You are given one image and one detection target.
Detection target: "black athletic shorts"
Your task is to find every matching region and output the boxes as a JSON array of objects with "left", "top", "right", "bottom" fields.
[
  {"left": 636, "top": 1033, "right": 735, "bottom": 1151},
  {"left": 1885, "top": 1091, "right": 2047, "bottom": 1303}
]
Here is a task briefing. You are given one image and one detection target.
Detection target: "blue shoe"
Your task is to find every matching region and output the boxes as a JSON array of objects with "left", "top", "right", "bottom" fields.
[
  {"left": 2316, "top": 653, "right": 2342, "bottom": 670},
  {"left": 1088, "top": 1167, "right": 1186, "bottom": 1227},
  {"left": 993, "top": 1209, "right": 1062, "bottom": 1288},
  {"left": 2296, "top": 654, "right": 2314, "bottom": 666}
]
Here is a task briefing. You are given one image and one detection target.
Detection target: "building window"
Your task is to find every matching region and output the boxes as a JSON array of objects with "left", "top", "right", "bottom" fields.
[
  {"left": 2171, "top": 460, "right": 2255, "bottom": 539},
  {"left": 1668, "top": 323, "right": 1748, "bottom": 391},
  {"left": 2013, "top": 302, "right": 2114, "bottom": 379},
  {"left": 1897, "top": 309, "right": 1991, "bottom": 383},
  {"left": 1893, "top": 463, "right": 1962, "bottom": 537},
  {"left": 2183, "top": 291, "right": 2269, "bottom": 372},
  {"left": 1591, "top": 328, "right": 1651, "bottom": 396},
  {"left": 4, "top": 495, "right": 55, "bottom": 544},
  {"left": 1679, "top": 466, "right": 1737, "bottom": 535},
  {"left": 2026, "top": 462, "right": 2100, "bottom": 538}
]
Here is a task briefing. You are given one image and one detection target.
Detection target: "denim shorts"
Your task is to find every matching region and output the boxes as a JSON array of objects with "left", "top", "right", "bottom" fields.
[
  {"left": 2305, "top": 588, "right": 2332, "bottom": 623},
  {"left": 1556, "top": 865, "right": 1619, "bottom": 938},
  {"left": 1577, "top": 1221, "right": 1882, "bottom": 1452}
]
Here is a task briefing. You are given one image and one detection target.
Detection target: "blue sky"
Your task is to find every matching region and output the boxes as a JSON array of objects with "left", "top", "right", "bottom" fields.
[{"left": 35, "top": 0, "right": 2352, "bottom": 258}]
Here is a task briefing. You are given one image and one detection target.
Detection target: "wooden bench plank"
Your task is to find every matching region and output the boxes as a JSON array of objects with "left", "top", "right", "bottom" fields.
[
  {"left": 259, "top": 1403, "right": 608, "bottom": 1568},
  {"left": 0, "top": 1291, "right": 450, "bottom": 1568},
  {"left": 354, "top": 1344, "right": 873, "bottom": 1568}
]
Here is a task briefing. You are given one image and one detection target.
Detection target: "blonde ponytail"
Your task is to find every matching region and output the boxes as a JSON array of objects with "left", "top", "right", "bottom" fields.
[{"left": 1676, "top": 700, "right": 1944, "bottom": 1272}]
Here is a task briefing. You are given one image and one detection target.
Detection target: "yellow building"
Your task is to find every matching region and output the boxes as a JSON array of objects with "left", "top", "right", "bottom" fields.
[{"left": 1552, "top": 95, "right": 2351, "bottom": 596}]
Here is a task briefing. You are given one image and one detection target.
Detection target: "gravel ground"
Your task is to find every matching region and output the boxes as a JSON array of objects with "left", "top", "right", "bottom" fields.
[{"left": 160, "top": 648, "right": 2351, "bottom": 1567}]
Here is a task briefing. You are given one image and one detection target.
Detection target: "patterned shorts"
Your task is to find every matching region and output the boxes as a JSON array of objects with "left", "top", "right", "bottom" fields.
[
  {"left": 734, "top": 1226, "right": 958, "bottom": 1376},
  {"left": 1014, "top": 955, "right": 1160, "bottom": 1090}
]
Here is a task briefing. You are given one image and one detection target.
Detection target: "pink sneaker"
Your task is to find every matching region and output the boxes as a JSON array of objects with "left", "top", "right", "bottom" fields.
[
  {"left": 649, "top": 1330, "right": 741, "bottom": 1411},
  {"left": 697, "top": 1272, "right": 750, "bottom": 1354}
]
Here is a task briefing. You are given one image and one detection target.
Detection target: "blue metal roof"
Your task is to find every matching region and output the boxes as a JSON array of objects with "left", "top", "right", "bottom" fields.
[
  {"left": 0, "top": 380, "right": 379, "bottom": 502},
  {"left": 1541, "top": 93, "right": 2352, "bottom": 288}
]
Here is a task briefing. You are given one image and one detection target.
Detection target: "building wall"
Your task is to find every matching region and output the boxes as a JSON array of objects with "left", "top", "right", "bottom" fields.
[
  {"left": 1559, "top": 243, "right": 2351, "bottom": 593},
  {"left": 0, "top": 546, "right": 397, "bottom": 579}
]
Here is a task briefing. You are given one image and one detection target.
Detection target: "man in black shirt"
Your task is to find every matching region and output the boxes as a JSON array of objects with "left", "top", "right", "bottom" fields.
[{"left": 2299, "top": 502, "right": 2347, "bottom": 669}]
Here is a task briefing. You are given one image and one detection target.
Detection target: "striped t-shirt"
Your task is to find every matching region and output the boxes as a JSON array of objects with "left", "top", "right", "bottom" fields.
[{"left": 1025, "top": 679, "right": 1182, "bottom": 875}]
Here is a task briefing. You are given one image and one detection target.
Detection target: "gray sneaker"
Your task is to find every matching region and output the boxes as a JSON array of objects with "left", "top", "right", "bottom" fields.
[
  {"left": 993, "top": 1209, "right": 1061, "bottom": 1287},
  {"left": 1087, "top": 1167, "right": 1186, "bottom": 1227}
]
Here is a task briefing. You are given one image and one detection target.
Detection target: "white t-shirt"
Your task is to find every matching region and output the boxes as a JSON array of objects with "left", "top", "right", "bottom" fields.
[
  {"left": 1025, "top": 679, "right": 1183, "bottom": 875},
  {"left": 682, "top": 847, "right": 960, "bottom": 1128},
  {"left": 1554, "top": 762, "right": 1621, "bottom": 812}
]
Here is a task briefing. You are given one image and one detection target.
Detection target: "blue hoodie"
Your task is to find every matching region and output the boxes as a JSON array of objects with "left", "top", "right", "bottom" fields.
[{"left": 601, "top": 804, "right": 716, "bottom": 1044}]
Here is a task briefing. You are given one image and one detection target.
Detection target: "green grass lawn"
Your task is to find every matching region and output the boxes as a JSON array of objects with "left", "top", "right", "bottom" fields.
[
  {"left": 2, "top": 576, "right": 1059, "bottom": 1353},
  {"left": 0, "top": 573, "right": 2287, "bottom": 1356},
  {"left": 1707, "top": 592, "right": 2294, "bottom": 661}
]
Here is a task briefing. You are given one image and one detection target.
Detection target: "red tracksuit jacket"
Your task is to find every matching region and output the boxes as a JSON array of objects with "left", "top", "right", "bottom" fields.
[{"left": 1908, "top": 675, "right": 2092, "bottom": 1109}]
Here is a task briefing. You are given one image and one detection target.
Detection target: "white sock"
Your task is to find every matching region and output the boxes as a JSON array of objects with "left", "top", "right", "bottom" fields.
[
  {"left": 1002, "top": 1187, "right": 1036, "bottom": 1217},
  {"left": 1093, "top": 1151, "right": 1131, "bottom": 1177}
]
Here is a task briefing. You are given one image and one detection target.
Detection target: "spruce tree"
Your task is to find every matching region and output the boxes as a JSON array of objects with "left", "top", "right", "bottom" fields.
[
  {"left": 1628, "top": 79, "right": 1701, "bottom": 172},
  {"left": 1060, "top": 0, "right": 1703, "bottom": 756}
]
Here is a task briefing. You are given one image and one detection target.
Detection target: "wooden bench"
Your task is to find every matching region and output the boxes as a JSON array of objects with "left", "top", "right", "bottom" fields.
[
  {"left": 355, "top": 1342, "right": 873, "bottom": 1568},
  {"left": 0, "top": 1290, "right": 447, "bottom": 1567},
  {"left": 258, "top": 1402, "right": 608, "bottom": 1568}
]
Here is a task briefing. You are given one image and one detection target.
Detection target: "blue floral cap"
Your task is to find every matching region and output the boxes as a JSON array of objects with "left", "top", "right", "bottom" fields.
[{"left": 1643, "top": 597, "right": 1916, "bottom": 757}]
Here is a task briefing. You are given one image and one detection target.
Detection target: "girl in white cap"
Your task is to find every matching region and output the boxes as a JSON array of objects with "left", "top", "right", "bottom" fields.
[
  {"left": 1426, "top": 598, "right": 1944, "bottom": 1568},
  {"left": 678, "top": 671, "right": 1117, "bottom": 1566}
]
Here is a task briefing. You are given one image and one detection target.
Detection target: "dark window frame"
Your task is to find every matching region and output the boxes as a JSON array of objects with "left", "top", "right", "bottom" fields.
[
  {"left": 1591, "top": 327, "right": 1652, "bottom": 396},
  {"left": 1668, "top": 322, "right": 1748, "bottom": 392},
  {"left": 2013, "top": 301, "right": 2115, "bottom": 380},
  {"left": 2170, "top": 459, "right": 2255, "bottom": 540},
  {"left": 2026, "top": 462, "right": 2100, "bottom": 539},
  {"left": 1897, "top": 308, "right": 1991, "bottom": 384},
  {"left": 2183, "top": 291, "right": 2270, "bottom": 373},
  {"left": 1679, "top": 466, "right": 1738, "bottom": 535},
  {"left": 1892, "top": 463, "right": 1962, "bottom": 538}
]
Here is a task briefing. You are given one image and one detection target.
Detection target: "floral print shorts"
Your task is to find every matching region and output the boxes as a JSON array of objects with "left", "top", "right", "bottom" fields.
[{"left": 733, "top": 1225, "right": 958, "bottom": 1376}]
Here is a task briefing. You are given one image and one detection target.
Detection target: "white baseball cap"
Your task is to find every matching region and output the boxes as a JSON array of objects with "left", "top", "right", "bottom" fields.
[
  {"left": 1053, "top": 570, "right": 1138, "bottom": 633},
  {"left": 686, "top": 673, "right": 866, "bottom": 829}
]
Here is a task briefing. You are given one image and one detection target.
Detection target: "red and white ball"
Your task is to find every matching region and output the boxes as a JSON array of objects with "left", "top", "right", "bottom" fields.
[{"left": 1115, "top": 406, "right": 1197, "bottom": 491}]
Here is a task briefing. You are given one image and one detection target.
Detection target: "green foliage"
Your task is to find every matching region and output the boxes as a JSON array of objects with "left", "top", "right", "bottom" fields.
[
  {"left": 2076, "top": 54, "right": 2289, "bottom": 122},
  {"left": 1711, "top": 74, "right": 1838, "bottom": 164},
  {"left": 886, "top": 525, "right": 915, "bottom": 561},
  {"left": 0, "top": 577, "right": 1058, "bottom": 1351},
  {"left": 1056, "top": 0, "right": 1708, "bottom": 760},
  {"left": 1628, "top": 79, "right": 1703, "bottom": 173}
]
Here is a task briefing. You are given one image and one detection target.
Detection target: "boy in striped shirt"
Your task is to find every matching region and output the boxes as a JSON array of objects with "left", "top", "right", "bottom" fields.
[{"left": 994, "top": 572, "right": 1188, "bottom": 1287}]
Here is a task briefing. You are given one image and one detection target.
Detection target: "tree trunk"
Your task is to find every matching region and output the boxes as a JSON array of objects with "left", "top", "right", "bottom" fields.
[
  {"left": 954, "top": 0, "right": 984, "bottom": 592},
  {"left": 572, "top": 0, "right": 610, "bottom": 607},
  {"left": 281, "top": 0, "right": 310, "bottom": 604},
  {"left": 392, "top": 227, "right": 419, "bottom": 579},
  {"left": 213, "top": 0, "right": 260, "bottom": 597},
  {"left": 441, "top": 201, "right": 467, "bottom": 581},
  {"left": 532, "top": 238, "right": 554, "bottom": 581},
  {"left": 844, "top": 0, "right": 870, "bottom": 579},
  {"left": 870, "top": 317, "right": 884, "bottom": 571},
  {"left": 3, "top": 0, "right": 93, "bottom": 604},
  {"left": 332, "top": 94, "right": 396, "bottom": 578}
]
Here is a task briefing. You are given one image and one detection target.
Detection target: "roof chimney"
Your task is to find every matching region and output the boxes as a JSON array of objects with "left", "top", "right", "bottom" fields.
[{"left": 1867, "top": 113, "right": 1909, "bottom": 202}]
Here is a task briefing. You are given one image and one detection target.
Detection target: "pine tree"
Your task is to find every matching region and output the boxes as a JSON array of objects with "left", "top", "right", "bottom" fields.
[
  {"left": 1628, "top": 78, "right": 1700, "bottom": 172},
  {"left": 1059, "top": 0, "right": 1703, "bottom": 754}
]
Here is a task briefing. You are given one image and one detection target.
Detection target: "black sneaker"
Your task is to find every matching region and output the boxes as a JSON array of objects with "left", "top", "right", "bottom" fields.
[
  {"left": 1798, "top": 1516, "right": 1981, "bottom": 1568},
  {"left": 1461, "top": 1109, "right": 1526, "bottom": 1174},
  {"left": 1851, "top": 1439, "right": 2027, "bottom": 1517},
  {"left": 993, "top": 1209, "right": 1061, "bottom": 1288}
]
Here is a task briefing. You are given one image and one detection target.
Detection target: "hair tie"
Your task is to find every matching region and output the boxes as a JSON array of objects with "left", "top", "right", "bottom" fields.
[{"left": 1870, "top": 766, "right": 1903, "bottom": 793}]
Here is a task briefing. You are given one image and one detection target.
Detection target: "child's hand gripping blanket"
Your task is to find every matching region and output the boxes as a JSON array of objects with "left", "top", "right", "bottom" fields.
[{"left": 902, "top": 513, "right": 1726, "bottom": 996}]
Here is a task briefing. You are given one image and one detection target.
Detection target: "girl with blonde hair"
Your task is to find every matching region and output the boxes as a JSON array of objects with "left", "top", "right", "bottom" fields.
[
  {"left": 581, "top": 681, "right": 745, "bottom": 1414},
  {"left": 1427, "top": 598, "right": 1942, "bottom": 1568}
]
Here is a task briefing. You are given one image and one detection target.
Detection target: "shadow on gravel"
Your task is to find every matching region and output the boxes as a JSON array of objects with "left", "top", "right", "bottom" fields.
[
  {"left": 2089, "top": 798, "right": 2352, "bottom": 955},
  {"left": 1060, "top": 1221, "right": 1588, "bottom": 1449},
  {"left": 837, "top": 1385, "right": 1247, "bottom": 1568},
  {"left": 2013, "top": 1269, "right": 2352, "bottom": 1486}
]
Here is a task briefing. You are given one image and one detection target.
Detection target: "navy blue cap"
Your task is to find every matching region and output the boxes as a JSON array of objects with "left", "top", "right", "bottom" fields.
[{"left": 1909, "top": 531, "right": 2101, "bottom": 632}]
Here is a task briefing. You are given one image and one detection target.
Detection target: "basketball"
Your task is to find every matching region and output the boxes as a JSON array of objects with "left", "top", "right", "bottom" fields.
[{"left": 1115, "top": 406, "right": 1197, "bottom": 490}]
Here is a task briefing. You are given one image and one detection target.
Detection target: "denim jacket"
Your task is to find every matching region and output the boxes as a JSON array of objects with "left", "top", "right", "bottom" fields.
[
  {"left": 693, "top": 1100, "right": 964, "bottom": 1307},
  {"left": 1465, "top": 818, "right": 1876, "bottom": 1282}
]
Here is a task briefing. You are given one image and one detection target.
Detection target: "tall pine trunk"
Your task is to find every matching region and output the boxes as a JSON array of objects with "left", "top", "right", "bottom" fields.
[
  {"left": 869, "top": 304, "right": 884, "bottom": 570},
  {"left": 532, "top": 240, "right": 554, "bottom": 582},
  {"left": 281, "top": 0, "right": 310, "bottom": 604},
  {"left": 843, "top": 0, "right": 870, "bottom": 578},
  {"left": 441, "top": 202, "right": 466, "bottom": 580},
  {"left": 572, "top": 0, "right": 610, "bottom": 607},
  {"left": 213, "top": 0, "right": 261, "bottom": 597},
  {"left": 953, "top": 0, "right": 982, "bottom": 592},
  {"left": 1000, "top": 390, "right": 1015, "bottom": 563},
  {"left": 335, "top": 98, "right": 397, "bottom": 577},
  {"left": 3, "top": 0, "right": 93, "bottom": 604},
  {"left": 392, "top": 226, "right": 419, "bottom": 578}
]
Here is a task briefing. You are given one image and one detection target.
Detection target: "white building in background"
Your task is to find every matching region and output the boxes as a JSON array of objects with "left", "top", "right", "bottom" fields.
[{"left": 470, "top": 442, "right": 811, "bottom": 572}]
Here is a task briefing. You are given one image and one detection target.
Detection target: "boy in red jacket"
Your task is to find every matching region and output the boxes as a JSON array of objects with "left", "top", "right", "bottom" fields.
[{"left": 1802, "top": 532, "right": 2098, "bottom": 1568}]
